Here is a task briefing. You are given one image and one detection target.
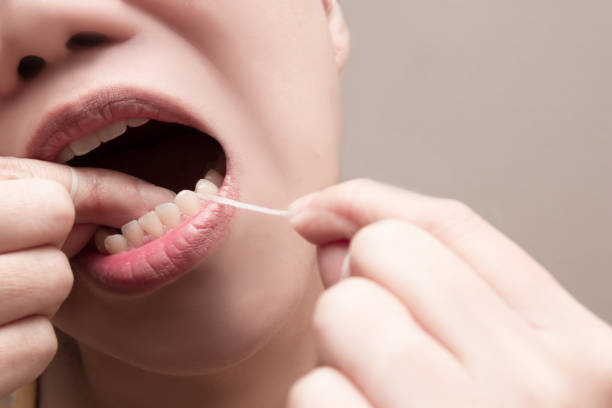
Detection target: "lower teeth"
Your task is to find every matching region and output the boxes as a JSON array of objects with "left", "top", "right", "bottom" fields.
[{"left": 99, "top": 169, "right": 223, "bottom": 255}]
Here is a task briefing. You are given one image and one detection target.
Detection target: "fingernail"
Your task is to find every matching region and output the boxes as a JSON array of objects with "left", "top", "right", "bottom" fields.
[
  {"left": 288, "top": 192, "right": 320, "bottom": 216},
  {"left": 339, "top": 254, "right": 351, "bottom": 281}
]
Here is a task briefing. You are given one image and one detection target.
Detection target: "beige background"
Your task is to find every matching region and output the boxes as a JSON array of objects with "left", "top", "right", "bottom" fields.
[{"left": 340, "top": 1, "right": 612, "bottom": 322}]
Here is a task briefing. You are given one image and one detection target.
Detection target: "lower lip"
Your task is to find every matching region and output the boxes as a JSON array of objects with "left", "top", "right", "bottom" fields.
[{"left": 72, "top": 176, "right": 237, "bottom": 295}]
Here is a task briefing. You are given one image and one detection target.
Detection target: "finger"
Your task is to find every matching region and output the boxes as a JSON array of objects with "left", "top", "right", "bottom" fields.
[
  {"left": 0, "top": 179, "right": 75, "bottom": 252},
  {"left": 290, "top": 179, "right": 574, "bottom": 327},
  {"left": 0, "top": 157, "right": 175, "bottom": 227},
  {"left": 288, "top": 367, "right": 372, "bottom": 408},
  {"left": 316, "top": 241, "right": 349, "bottom": 288},
  {"left": 0, "top": 246, "right": 73, "bottom": 323},
  {"left": 0, "top": 316, "right": 57, "bottom": 398},
  {"left": 314, "top": 277, "right": 469, "bottom": 408},
  {"left": 347, "top": 220, "right": 536, "bottom": 371},
  {"left": 61, "top": 223, "right": 98, "bottom": 258}
]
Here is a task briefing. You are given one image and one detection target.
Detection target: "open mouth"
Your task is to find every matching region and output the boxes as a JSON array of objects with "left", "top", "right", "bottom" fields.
[
  {"left": 63, "top": 119, "right": 227, "bottom": 254},
  {"left": 30, "top": 89, "right": 237, "bottom": 294}
]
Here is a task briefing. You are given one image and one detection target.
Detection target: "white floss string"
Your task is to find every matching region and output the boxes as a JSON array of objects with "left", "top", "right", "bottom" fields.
[
  {"left": 69, "top": 167, "right": 79, "bottom": 200},
  {"left": 196, "top": 193, "right": 289, "bottom": 217}
]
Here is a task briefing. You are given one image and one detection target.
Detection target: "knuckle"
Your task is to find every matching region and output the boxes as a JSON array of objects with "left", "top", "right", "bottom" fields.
[
  {"left": 30, "top": 321, "right": 58, "bottom": 367},
  {"left": 40, "top": 247, "right": 74, "bottom": 302},
  {"left": 2, "top": 179, "right": 74, "bottom": 244},
  {"left": 18, "top": 317, "right": 58, "bottom": 372},
  {"left": 350, "top": 219, "right": 429, "bottom": 275},
  {"left": 342, "top": 178, "right": 378, "bottom": 202},
  {"left": 438, "top": 198, "right": 476, "bottom": 221},
  {"left": 353, "top": 219, "right": 415, "bottom": 247},
  {"left": 36, "top": 180, "right": 75, "bottom": 229},
  {"left": 435, "top": 198, "right": 477, "bottom": 226},
  {"left": 425, "top": 198, "right": 483, "bottom": 240},
  {"left": 0, "top": 317, "right": 57, "bottom": 396}
]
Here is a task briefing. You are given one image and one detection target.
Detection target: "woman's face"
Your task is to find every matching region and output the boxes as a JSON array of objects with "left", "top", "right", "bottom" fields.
[{"left": 0, "top": 0, "right": 342, "bottom": 375}]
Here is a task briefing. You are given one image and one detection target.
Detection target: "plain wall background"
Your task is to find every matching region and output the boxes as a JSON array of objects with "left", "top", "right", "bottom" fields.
[{"left": 340, "top": 1, "right": 612, "bottom": 322}]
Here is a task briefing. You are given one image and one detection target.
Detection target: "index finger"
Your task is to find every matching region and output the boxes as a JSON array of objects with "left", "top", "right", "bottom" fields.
[
  {"left": 289, "top": 179, "right": 577, "bottom": 327},
  {"left": 0, "top": 157, "right": 175, "bottom": 227}
]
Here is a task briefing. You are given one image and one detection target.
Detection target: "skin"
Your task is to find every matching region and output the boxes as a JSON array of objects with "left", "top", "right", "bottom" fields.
[
  {"left": 0, "top": 0, "right": 348, "bottom": 407},
  {"left": 2, "top": 1, "right": 612, "bottom": 408},
  {"left": 289, "top": 180, "right": 612, "bottom": 407}
]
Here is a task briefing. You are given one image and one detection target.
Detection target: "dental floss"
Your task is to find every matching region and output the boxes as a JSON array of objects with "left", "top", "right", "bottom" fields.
[
  {"left": 196, "top": 193, "right": 289, "bottom": 217},
  {"left": 69, "top": 167, "right": 79, "bottom": 200}
]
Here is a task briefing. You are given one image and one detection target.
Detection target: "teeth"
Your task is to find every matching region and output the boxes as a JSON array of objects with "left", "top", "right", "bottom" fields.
[
  {"left": 69, "top": 133, "right": 101, "bottom": 156},
  {"left": 126, "top": 118, "right": 150, "bottom": 128},
  {"left": 155, "top": 203, "right": 181, "bottom": 228},
  {"left": 204, "top": 169, "right": 224, "bottom": 187},
  {"left": 56, "top": 147, "right": 75, "bottom": 163},
  {"left": 94, "top": 228, "right": 112, "bottom": 254},
  {"left": 97, "top": 175, "right": 224, "bottom": 254},
  {"left": 55, "top": 118, "right": 148, "bottom": 163},
  {"left": 195, "top": 179, "right": 219, "bottom": 196},
  {"left": 105, "top": 234, "right": 128, "bottom": 254},
  {"left": 95, "top": 121, "right": 127, "bottom": 143},
  {"left": 138, "top": 211, "right": 164, "bottom": 238},
  {"left": 174, "top": 190, "right": 200, "bottom": 216},
  {"left": 121, "top": 220, "right": 144, "bottom": 247}
]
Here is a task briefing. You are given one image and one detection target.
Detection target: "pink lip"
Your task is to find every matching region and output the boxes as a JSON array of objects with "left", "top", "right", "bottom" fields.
[
  {"left": 73, "top": 179, "right": 237, "bottom": 295},
  {"left": 27, "top": 87, "right": 215, "bottom": 162},
  {"left": 28, "top": 87, "right": 237, "bottom": 294}
]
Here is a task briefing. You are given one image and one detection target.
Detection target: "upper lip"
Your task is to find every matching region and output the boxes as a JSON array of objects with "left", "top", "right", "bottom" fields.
[{"left": 27, "top": 86, "right": 218, "bottom": 162}]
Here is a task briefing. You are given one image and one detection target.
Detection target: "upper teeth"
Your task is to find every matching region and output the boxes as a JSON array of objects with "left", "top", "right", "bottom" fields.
[{"left": 55, "top": 118, "right": 150, "bottom": 163}]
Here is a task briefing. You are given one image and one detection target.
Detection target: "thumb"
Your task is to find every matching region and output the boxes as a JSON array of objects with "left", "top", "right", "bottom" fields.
[
  {"left": 0, "top": 157, "right": 176, "bottom": 227},
  {"left": 288, "top": 179, "right": 423, "bottom": 245}
]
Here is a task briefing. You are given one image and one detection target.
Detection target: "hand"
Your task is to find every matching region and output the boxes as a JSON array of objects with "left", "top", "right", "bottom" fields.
[
  {"left": 287, "top": 179, "right": 612, "bottom": 407},
  {"left": 0, "top": 157, "right": 173, "bottom": 398}
]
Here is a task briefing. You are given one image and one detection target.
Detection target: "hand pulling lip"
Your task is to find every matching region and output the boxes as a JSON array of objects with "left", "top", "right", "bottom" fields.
[
  {"left": 26, "top": 86, "right": 218, "bottom": 162},
  {"left": 74, "top": 179, "right": 239, "bottom": 295}
]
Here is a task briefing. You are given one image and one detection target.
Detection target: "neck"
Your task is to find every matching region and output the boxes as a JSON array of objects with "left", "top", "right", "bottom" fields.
[{"left": 41, "top": 278, "right": 322, "bottom": 408}]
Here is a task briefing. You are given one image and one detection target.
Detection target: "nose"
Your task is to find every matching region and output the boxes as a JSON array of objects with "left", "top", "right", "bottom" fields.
[{"left": 0, "top": 0, "right": 135, "bottom": 95}]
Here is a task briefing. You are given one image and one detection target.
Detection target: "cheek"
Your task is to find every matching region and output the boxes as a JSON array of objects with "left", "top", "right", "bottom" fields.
[{"left": 131, "top": 0, "right": 341, "bottom": 186}]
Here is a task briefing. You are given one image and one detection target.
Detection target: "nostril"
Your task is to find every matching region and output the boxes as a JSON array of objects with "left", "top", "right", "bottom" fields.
[
  {"left": 66, "top": 32, "right": 109, "bottom": 50},
  {"left": 17, "top": 55, "right": 46, "bottom": 80}
]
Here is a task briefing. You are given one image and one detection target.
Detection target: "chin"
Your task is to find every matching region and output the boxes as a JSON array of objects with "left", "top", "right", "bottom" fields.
[{"left": 52, "top": 183, "right": 322, "bottom": 375}]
